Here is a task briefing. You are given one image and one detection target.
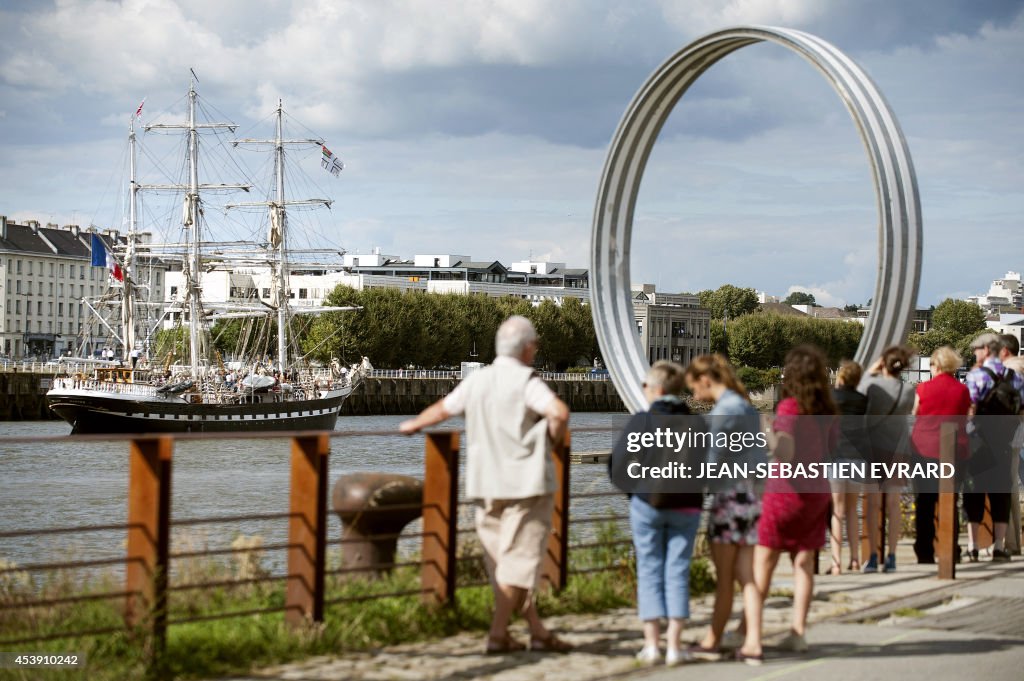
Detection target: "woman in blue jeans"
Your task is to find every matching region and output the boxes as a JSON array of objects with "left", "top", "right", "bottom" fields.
[{"left": 610, "top": 360, "right": 703, "bottom": 666}]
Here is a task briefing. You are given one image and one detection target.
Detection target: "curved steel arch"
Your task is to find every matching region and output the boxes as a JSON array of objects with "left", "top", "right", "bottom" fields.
[{"left": 590, "top": 26, "right": 922, "bottom": 413}]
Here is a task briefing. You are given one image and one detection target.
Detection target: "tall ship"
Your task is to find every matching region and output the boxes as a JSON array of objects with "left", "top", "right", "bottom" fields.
[{"left": 47, "top": 80, "right": 365, "bottom": 433}]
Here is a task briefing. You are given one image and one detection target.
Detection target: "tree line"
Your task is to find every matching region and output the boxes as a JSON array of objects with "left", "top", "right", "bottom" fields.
[
  {"left": 299, "top": 287, "right": 599, "bottom": 371},
  {"left": 905, "top": 298, "right": 988, "bottom": 361},
  {"left": 157, "top": 283, "right": 987, "bottom": 384}
]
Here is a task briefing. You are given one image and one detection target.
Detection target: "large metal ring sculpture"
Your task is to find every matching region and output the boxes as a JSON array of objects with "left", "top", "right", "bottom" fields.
[{"left": 591, "top": 26, "right": 922, "bottom": 413}]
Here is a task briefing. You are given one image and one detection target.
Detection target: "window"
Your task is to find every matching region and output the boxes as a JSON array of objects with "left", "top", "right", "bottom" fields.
[
  {"left": 16, "top": 260, "right": 22, "bottom": 274},
  {"left": 299, "top": 288, "right": 308, "bottom": 299},
  {"left": 48, "top": 302, "right": 53, "bottom": 314},
  {"left": 37, "top": 301, "right": 42, "bottom": 315},
  {"left": 15, "top": 281, "right": 20, "bottom": 294},
  {"left": 262, "top": 288, "right": 270, "bottom": 298},
  {"left": 15, "top": 300, "right": 20, "bottom": 314},
  {"left": 58, "top": 303, "right": 63, "bottom": 315},
  {"left": 49, "top": 282, "right": 53, "bottom": 295},
  {"left": 59, "top": 283, "right": 63, "bottom": 297},
  {"left": 49, "top": 263, "right": 54, "bottom": 276},
  {"left": 28, "top": 262, "right": 33, "bottom": 275},
  {"left": 69, "top": 265, "right": 74, "bottom": 278},
  {"left": 59, "top": 322, "right": 63, "bottom": 333},
  {"left": 60, "top": 263, "right": 65, "bottom": 276},
  {"left": 170, "top": 286, "right": 178, "bottom": 297},
  {"left": 434, "top": 258, "right": 440, "bottom": 267}
]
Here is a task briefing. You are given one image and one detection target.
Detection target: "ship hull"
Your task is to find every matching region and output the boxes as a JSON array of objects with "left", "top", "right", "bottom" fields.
[{"left": 47, "top": 390, "right": 350, "bottom": 434}]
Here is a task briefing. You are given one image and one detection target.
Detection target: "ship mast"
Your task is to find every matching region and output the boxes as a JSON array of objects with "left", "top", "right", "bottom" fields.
[
  {"left": 230, "top": 100, "right": 331, "bottom": 373},
  {"left": 185, "top": 83, "right": 202, "bottom": 377},
  {"left": 146, "top": 76, "right": 247, "bottom": 377},
  {"left": 122, "top": 109, "right": 138, "bottom": 363},
  {"left": 272, "top": 101, "right": 289, "bottom": 372}
]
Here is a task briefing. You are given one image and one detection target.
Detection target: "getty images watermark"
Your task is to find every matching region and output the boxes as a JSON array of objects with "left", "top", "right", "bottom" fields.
[{"left": 608, "top": 414, "right": 1007, "bottom": 494}]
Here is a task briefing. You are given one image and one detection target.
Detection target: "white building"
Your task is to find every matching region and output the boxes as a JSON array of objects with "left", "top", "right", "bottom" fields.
[
  {"left": 0, "top": 216, "right": 168, "bottom": 359},
  {"left": 992, "top": 313, "right": 1024, "bottom": 351},
  {"left": 163, "top": 252, "right": 593, "bottom": 327},
  {"left": 968, "top": 271, "right": 1022, "bottom": 312},
  {"left": 631, "top": 284, "right": 712, "bottom": 365}
]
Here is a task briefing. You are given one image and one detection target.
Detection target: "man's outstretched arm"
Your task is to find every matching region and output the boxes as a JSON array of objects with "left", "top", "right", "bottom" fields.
[{"left": 399, "top": 399, "right": 451, "bottom": 435}]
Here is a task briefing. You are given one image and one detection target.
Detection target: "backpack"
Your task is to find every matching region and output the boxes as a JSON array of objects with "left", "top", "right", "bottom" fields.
[{"left": 976, "top": 368, "right": 1022, "bottom": 416}]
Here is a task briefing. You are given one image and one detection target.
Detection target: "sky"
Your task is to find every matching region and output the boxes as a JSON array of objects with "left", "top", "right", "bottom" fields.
[{"left": 1, "top": 0, "right": 1022, "bottom": 308}]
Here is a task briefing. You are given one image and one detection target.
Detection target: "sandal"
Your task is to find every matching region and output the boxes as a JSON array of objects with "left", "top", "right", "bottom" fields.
[
  {"left": 529, "top": 632, "right": 573, "bottom": 653},
  {"left": 486, "top": 633, "right": 526, "bottom": 654},
  {"left": 735, "top": 649, "right": 764, "bottom": 666},
  {"left": 687, "top": 642, "right": 723, "bottom": 661},
  {"left": 828, "top": 560, "right": 842, "bottom": 576},
  {"left": 847, "top": 560, "right": 860, "bottom": 572}
]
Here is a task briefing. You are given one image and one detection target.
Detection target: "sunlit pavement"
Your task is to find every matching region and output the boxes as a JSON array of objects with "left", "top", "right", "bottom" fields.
[{"left": 215, "top": 541, "right": 1023, "bottom": 681}]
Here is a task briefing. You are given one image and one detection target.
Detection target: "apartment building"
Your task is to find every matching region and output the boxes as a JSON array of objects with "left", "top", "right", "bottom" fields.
[
  {"left": 632, "top": 284, "right": 712, "bottom": 365},
  {"left": 0, "top": 216, "right": 167, "bottom": 359}
]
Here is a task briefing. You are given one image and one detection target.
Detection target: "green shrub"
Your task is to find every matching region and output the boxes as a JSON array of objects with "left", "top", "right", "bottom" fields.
[{"left": 735, "top": 366, "right": 782, "bottom": 394}]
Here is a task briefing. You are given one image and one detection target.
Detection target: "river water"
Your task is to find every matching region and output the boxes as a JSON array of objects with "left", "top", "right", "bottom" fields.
[{"left": 0, "top": 413, "right": 628, "bottom": 578}]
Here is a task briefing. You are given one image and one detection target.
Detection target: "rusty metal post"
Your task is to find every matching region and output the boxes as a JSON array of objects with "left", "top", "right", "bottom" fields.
[
  {"left": 285, "top": 434, "right": 330, "bottom": 627},
  {"left": 125, "top": 435, "right": 173, "bottom": 650},
  {"left": 542, "top": 431, "right": 571, "bottom": 592},
  {"left": 937, "top": 422, "right": 957, "bottom": 579},
  {"left": 421, "top": 431, "right": 459, "bottom": 606}
]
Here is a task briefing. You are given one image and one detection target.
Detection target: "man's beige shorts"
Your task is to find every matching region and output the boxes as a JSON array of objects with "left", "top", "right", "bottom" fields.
[{"left": 475, "top": 494, "right": 555, "bottom": 590}]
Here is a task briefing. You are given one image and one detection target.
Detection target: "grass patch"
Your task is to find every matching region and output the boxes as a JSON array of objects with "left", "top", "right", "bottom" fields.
[
  {"left": 891, "top": 607, "right": 925, "bottom": 618},
  {"left": 2, "top": 523, "right": 714, "bottom": 680}
]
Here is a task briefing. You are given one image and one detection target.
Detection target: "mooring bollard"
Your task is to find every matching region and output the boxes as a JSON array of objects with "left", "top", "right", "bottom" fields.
[{"left": 332, "top": 473, "right": 424, "bottom": 577}]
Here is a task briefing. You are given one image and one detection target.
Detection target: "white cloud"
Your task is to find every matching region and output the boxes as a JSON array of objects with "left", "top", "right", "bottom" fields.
[{"left": 0, "top": 1, "right": 1020, "bottom": 307}]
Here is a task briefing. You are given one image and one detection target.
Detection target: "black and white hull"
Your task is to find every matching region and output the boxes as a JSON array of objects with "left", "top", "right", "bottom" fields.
[{"left": 47, "top": 378, "right": 352, "bottom": 434}]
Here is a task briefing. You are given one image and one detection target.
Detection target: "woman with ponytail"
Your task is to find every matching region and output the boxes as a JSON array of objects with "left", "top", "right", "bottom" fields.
[
  {"left": 858, "top": 345, "right": 915, "bottom": 573},
  {"left": 685, "top": 355, "right": 767, "bottom": 665}
]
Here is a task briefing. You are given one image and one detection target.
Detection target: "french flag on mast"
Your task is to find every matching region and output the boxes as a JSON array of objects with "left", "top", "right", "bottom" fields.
[{"left": 91, "top": 233, "right": 124, "bottom": 282}]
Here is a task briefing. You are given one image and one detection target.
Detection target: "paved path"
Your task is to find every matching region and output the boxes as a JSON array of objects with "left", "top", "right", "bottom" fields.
[{"left": 217, "top": 542, "right": 1022, "bottom": 681}]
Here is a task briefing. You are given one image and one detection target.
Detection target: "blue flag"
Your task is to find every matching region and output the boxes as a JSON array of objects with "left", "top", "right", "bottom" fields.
[{"left": 91, "top": 233, "right": 106, "bottom": 267}]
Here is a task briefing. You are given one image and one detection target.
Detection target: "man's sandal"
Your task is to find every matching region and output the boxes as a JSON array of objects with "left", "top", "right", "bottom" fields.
[
  {"left": 485, "top": 633, "right": 526, "bottom": 654},
  {"left": 529, "top": 632, "right": 573, "bottom": 653}
]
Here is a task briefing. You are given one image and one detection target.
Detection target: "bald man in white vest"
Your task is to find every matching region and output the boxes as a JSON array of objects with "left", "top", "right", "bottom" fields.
[{"left": 400, "top": 315, "right": 572, "bottom": 653}]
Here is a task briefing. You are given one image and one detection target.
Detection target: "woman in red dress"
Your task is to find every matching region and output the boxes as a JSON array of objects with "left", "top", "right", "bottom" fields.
[{"left": 755, "top": 345, "right": 838, "bottom": 656}]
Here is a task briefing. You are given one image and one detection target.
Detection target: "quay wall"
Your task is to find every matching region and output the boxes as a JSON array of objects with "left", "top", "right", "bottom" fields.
[
  {"left": 0, "top": 372, "right": 52, "bottom": 420},
  {"left": 0, "top": 372, "right": 626, "bottom": 421},
  {"left": 339, "top": 376, "right": 626, "bottom": 416}
]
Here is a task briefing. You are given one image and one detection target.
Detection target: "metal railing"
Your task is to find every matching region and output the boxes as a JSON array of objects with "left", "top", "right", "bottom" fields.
[
  {"left": 0, "top": 426, "right": 632, "bottom": 652},
  {"left": 366, "top": 369, "right": 611, "bottom": 381},
  {"left": 2, "top": 364, "right": 614, "bottom": 382}
]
